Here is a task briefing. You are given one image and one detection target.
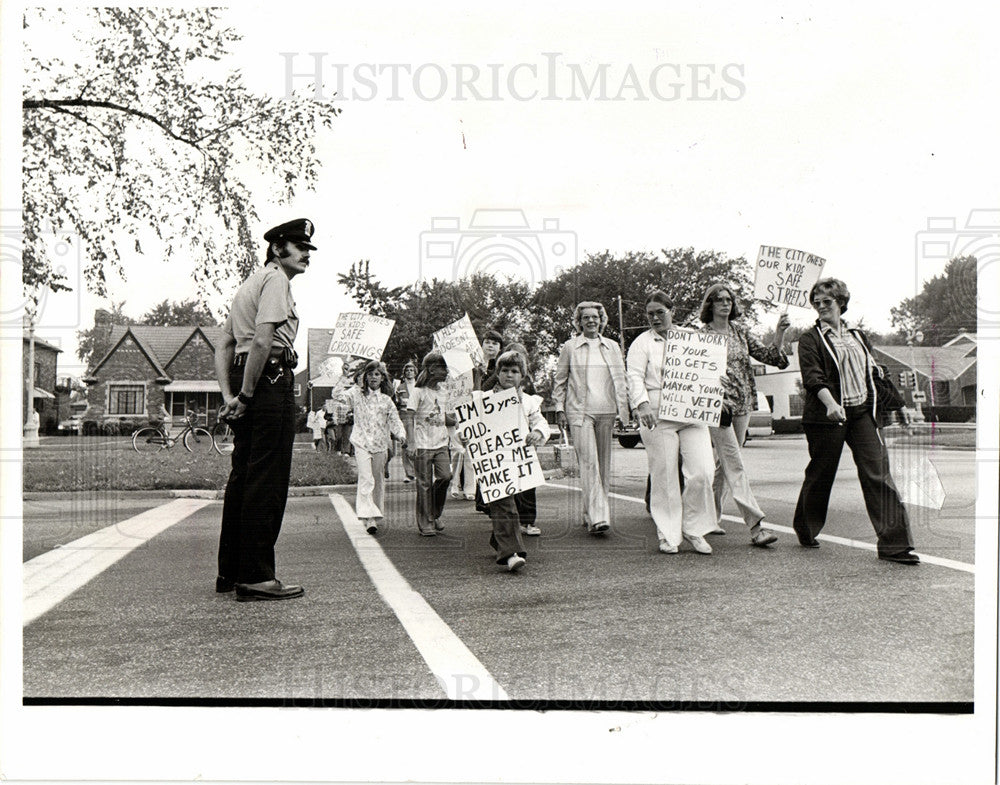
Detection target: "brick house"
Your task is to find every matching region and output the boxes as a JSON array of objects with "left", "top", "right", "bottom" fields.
[
  {"left": 22, "top": 332, "right": 62, "bottom": 433},
  {"left": 83, "top": 310, "right": 308, "bottom": 432},
  {"left": 83, "top": 322, "right": 225, "bottom": 431}
]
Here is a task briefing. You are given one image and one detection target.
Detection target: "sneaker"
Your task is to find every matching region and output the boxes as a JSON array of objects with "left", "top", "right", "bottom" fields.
[
  {"left": 684, "top": 534, "right": 713, "bottom": 554},
  {"left": 521, "top": 524, "right": 542, "bottom": 536},
  {"left": 658, "top": 540, "right": 678, "bottom": 554},
  {"left": 450, "top": 491, "right": 463, "bottom": 499},
  {"left": 590, "top": 522, "right": 610, "bottom": 534},
  {"left": 433, "top": 519, "right": 445, "bottom": 532},
  {"left": 506, "top": 554, "right": 526, "bottom": 572},
  {"left": 463, "top": 494, "right": 476, "bottom": 501},
  {"left": 418, "top": 526, "right": 437, "bottom": 537}
]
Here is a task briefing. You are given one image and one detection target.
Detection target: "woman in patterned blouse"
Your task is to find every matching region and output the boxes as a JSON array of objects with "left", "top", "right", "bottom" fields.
[
  {"left": 698, "top": 283, "right": 789, "bottom": 545},
  {"left": 346, "top": 360, "right": 407, "bottom": 535}
]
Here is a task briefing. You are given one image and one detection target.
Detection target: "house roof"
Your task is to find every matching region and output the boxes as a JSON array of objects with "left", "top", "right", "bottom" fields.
[
  {"left": 90, "top": 324, "right": 226, "bottom": 378},
  {"left": 23, "top": 334, "right": 62, "bottom": 353},
  {"left": 871, "top": 344, "right": 977, "bottom": 381}
]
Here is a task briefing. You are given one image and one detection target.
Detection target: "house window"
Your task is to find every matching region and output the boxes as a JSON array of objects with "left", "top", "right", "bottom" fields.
[
  {"left": 34, "top": 362, "right": 42, "bottom": 387},
  {"left": 108, "top": 384, "right": 145, "bottom": 415}
]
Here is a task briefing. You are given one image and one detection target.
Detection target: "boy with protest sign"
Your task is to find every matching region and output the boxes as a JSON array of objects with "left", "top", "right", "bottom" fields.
[{"left": 457, "top": 350, "right": 548, "bottom": 572}]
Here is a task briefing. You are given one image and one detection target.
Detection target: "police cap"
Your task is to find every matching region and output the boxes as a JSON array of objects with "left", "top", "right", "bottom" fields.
[{"left": 263, "top": 218, "right": 317, "bottom": 250}]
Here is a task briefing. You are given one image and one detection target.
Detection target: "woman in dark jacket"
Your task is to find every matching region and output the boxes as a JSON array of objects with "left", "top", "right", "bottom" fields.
[{"left": 793, "top": 277, "right": 918, "bottom": 564}]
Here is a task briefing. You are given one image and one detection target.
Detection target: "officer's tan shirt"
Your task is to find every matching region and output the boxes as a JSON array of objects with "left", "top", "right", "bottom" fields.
[{"left": 222, "top": 263, "right": 298, "bottom": 353}]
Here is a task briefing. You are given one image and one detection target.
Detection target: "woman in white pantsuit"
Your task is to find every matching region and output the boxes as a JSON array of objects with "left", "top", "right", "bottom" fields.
[
  {"left": 347, "top": 361, "right": 407, "bottom": 535},
  {"left": 552, "top": 302, "right": 630, "bottom": 534},
  {"left": 626, "top": 290, "right": 716, "bottom": 554}
]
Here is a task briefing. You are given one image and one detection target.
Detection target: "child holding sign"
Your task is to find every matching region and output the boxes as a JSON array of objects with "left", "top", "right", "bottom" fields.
[
  {"left": 346, "top": 361, "right": 407, "bottom": 535},
  {"left": 470, "top": 350, "right": 549, "bottom": 572},
  {"left": 405, "top": 351, "right": 455, "bottom": 536}
]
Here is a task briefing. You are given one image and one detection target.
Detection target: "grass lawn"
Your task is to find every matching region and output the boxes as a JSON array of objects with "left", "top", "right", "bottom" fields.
[
  {"left": 23, "top": 436, "right": 357, "bottom": 492},
  {"left": 884, "top": 424, "right": 976, "bottom": 451}
]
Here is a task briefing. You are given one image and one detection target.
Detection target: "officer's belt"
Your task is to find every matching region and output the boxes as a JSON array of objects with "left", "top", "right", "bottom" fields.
[{"left": 232, "top": 347, "right": 294, "bottom": 368}]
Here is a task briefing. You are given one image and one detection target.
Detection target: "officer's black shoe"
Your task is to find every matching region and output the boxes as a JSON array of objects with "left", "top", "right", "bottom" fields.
[
  {"left": 216, "top": 576, "right": 235, "bottom": 593},
  {"left": 235, "top": 579, "right": 305, "bottom": 601},
  {"left": 878, "top": 551, "right": 920, "bottom": 565}
]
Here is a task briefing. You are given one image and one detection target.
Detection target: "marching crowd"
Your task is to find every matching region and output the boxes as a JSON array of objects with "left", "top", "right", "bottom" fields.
[{"left": 215, "top": 219, "right": 918, "bottom": 602}]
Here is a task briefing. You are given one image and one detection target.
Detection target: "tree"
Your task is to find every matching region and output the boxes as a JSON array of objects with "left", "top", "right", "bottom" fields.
[
  {"left": 75, "top": 301, "right": 130, "bottom": 367},
  {"left": 890, "top": 256, "right": 977, "bottom": 345},
  {"left": 529, "top": 248, "right": 759, "bottom": 355},
  {"left": 336, "top": 266, "right": 534, "bottom": 375},
  {"left": 23, "top": 7, "right": 339, "bottom": 302},
  {"left": 141, "top": 298, "right": 219, "bottom": 327}
]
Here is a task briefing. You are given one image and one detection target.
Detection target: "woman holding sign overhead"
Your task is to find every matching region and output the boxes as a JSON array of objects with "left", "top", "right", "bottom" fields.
[
  {"left": 698, "top": 283, "right": 789, "bottom": 546},
  {"left": 793, "top": 278, "right": 918, "bottom": 564},
  {"left": 626, "top": 290, "right": 716, "bottom": 555}
]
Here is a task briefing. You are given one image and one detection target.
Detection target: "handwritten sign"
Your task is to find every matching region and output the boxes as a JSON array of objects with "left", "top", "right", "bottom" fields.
[
  {"left": 754, "top": 245, "right": 826, "bottom": 309},
  {"left": 327, "top": 312, "right": 395, "bottom": 360},
  {"left": 438, "top": 369, "right": 475, "bottom": 413},
  {"left": 454, "top": 387, "right": 545, "bottom": 502},
  {"left": 658, "top": 328, "right": 728, "bottom": 426},
  {"left": 433, "top": 313, "right": 486, "bottom": 368}
]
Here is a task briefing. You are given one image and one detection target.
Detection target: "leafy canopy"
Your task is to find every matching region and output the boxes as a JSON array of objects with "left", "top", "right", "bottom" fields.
[{"left": 23, "top": 7, "right": 339, "bottom": 303}]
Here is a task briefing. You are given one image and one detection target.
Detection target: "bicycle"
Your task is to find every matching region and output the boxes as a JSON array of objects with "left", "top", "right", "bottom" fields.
[
  {"left": 132, "top": 412, "right": 215, "bottom": 454},
  {"left": 211, "top": 419, "right": 235, "bottom": 455}
]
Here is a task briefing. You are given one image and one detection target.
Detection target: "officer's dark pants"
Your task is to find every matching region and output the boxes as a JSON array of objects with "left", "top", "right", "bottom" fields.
[
  {"left": 793, "top": 405, "right": 915, "bottom": 557},
  {"left": 218, "top": 358, "right": 296, "bottom": 583}
]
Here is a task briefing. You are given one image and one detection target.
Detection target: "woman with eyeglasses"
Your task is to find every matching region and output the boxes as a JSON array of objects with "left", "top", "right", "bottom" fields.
[
  {"left": 794, "top": 277, "right": 918, "bottom": 564},
  {"left": 626, "top": 290, "right": 716, "bottom": 555},
  {"left": 698, "top": 283, "right": 789, "bottom": 546}
]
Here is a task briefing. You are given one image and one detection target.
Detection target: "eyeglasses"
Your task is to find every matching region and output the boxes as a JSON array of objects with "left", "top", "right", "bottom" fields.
[{"left": 812, "top": 298, "right": 836, "bottom": 308}]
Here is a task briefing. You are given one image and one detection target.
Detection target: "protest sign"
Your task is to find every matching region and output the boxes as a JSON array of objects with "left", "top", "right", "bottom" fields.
[
  {"left": 453, "top": 387, "right": 545, "bottom": 502},
  {"left": 327, "top": 312, "right": 395, "bottom": 360},
  {"left": 438, "top": 369, "right": 475, "bottom": 413},
  {"left": 754, "top": 245, "right": 826, "bottom": 309},
  {"left": 442, "top": 348, "right": 475, "bottom": 376},
  {"left": 658, "top": 328, "right": 728, "bottom": 427},
  {"left": 433, "top": 313, "right": 486, "bottom": 368}
]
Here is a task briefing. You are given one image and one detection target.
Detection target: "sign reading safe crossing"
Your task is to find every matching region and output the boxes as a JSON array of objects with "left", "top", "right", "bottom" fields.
[
  {"left": 658, "top": 328, "right": 728, "bottom": 427},
  {"left": 453, "top": 387, "right": 545, "bottom": 502},
  {"left": 327, "top": 312, "right": 395, "bottom": 360}
]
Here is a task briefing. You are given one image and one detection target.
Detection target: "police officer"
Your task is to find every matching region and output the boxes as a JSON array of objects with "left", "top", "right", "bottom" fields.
[{"left": 214, "top": 218, "right": 315, "bottom": 601}]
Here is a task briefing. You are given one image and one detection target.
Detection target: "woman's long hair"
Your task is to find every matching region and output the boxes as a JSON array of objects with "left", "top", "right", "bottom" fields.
[
  {"left": 415, "top": 350, "right": 448, "bottom": 388},
  {"left": 360, "top": 360, "right": 393, "bottom": 396}
]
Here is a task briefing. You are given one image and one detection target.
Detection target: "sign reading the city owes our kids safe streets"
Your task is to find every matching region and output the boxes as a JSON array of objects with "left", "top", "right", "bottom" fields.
[
  {"left": 327, "top": 312, "right": 395, "bottom": 360},
  {"left": 658, "top": 328, "right": 728, "bottom": 427},
  {"left": 453, "top": 387, "right": 545, "bottom": 502},
  {"left": 753, "top": 245, "right": 826, "bottom": 309}
]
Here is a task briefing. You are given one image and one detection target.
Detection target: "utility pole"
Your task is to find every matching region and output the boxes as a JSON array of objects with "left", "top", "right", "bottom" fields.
[{"left": 23, "top": 312, "right": 40, "bottom": 447}]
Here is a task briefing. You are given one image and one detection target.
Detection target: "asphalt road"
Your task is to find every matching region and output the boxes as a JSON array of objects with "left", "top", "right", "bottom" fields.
[{"left": 21, "top": 436, "right": 976, "bottom": 704}]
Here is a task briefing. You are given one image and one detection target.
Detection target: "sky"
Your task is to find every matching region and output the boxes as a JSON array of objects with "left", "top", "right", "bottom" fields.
[
  {"left": 10, "top": 0, "right": 1000, "bottom": 377},
  {"left": 3, "top": 2, "right": 1000, "bottom": 783}
]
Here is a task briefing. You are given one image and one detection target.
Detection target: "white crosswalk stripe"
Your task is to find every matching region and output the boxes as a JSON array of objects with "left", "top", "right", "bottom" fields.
[
  {"left": 329, "top": 493, "right": 509, "bottom": 700},
  {"left": 23, "top": 498, "right": 213, "bottom": 626}
]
